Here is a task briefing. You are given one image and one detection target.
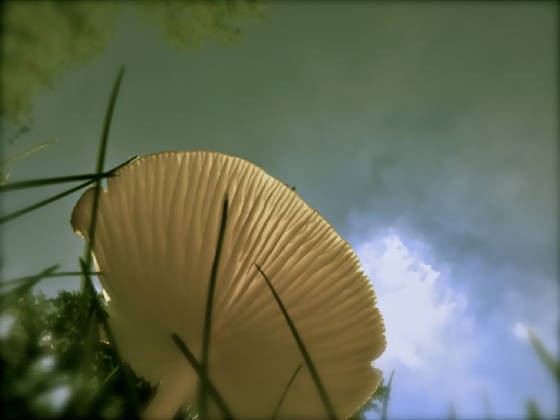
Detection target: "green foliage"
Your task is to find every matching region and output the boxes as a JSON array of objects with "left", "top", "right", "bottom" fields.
[
  {"left": 350, "top": 371, "right": 393, "bottom": 420},
  {"left": 133, "top": 0, "right": 266, "bottom": 50},
  {"left": 1, "top": 1, "right": 116, "bottom": 123},
  {"left": 0, "top": 288, "right": 154, "bottom": 419},
  {"left": 1, "top": 0, "right": 265, "bottom": 126},
  {"left": 524, "top": 329, "right": 560, "bottom": 420}
]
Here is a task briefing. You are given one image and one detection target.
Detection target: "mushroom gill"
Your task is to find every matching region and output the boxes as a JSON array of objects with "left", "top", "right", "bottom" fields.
[{"left": 71, "top": 151, "right": 386, "bottom": 419}]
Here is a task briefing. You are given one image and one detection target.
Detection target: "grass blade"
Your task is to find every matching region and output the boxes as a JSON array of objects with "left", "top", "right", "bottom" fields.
[
  {"left": 0, "top": 159, "right": 135, "bottom": 192},
  {"left": 200, "top": 196, "right": 229, "bottom": 419},
  {"left": 82, "top": 65, "right": 126, "bottom": 270},
  {"left": 0, "top": 156, "right": 137, "bottom": 224},
  {"left": 75, "top": 65, "right": 138, "bottom": 416},
  {"left": 0, "top": 173, "right": 106, "bottom": 192},
  {"left": 0, "top": 270, "right": 100, "bottom": 289},
  {"left": 0, "top": 179, "right": 96, "bottom": 224},
  {"left": 44, "top": 271, "right": 101, "bottom": 278},
  {"left": 528, "top": 328, "right": 560, "bottom": 383},
  {"left": 255, "top": 264, "right": 337, "bottom": 419},
  {"left": 171, "top": 333, "right": 233, "bottom": 419},
  {"left": 381, "top": 370, "right": 394, "bottom": 420},
  {"left": 64, "top": 67, "right": 138, "bottom": 414},
  {"left": 1, "top": 138, "right": 57, "bottom": 167},
  {"left": 0, "top": 265, "right": 59, "bottom": 308},
  {"left": 272, "top": 364, "right": 302, "bottom": 419}
]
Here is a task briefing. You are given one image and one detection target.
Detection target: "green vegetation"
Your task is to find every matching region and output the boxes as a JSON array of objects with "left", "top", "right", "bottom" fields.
[
  {"left": 1, "top": 0, "right": 264, "bottom": 125},
  {"left": 0, "top": 288, "right": 153, "bottom": 418}
]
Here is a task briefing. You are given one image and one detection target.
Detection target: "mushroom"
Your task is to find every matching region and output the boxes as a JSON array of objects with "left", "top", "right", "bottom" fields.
[{"left": 71, "top": 151, "right": 386, "bottom": 419}]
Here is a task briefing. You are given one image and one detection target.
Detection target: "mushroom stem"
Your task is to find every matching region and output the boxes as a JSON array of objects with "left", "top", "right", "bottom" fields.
[
  {"left": 255, "top": 264, "right": 338, "bottom": 420},
  {"left": 200, "top": 196, "right": 229, "bottom": 419},
  {"left": 171, "top": 333, "right": 233, "bottom": 419}
]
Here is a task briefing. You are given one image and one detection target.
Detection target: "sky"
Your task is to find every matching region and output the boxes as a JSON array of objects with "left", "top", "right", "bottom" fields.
[{"left": 1, "top": 2, "right": 558, "bottom": 419}]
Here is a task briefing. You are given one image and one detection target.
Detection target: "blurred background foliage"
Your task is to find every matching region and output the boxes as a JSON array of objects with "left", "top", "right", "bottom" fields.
[
  {"left": 1, "top": 0, "right": 265, "bottom": 126},
  {"left": 1, "top": 286, "right": 153, "bottom": 418}
]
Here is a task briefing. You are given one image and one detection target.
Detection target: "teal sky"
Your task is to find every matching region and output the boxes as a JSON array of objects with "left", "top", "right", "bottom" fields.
[{"left": 1, "top": 2, "right": 558, "bottom": 419}]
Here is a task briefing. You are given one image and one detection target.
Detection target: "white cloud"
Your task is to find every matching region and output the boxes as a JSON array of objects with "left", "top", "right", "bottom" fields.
[
  {"left": 356, "top": 232, "right": 486, "bottom": 417},
  {"left": 353, "top": 231, "right": 559, "bottom": 419},
  {"left": 357, "top": 233, "right": 470, "bottom": 371}
]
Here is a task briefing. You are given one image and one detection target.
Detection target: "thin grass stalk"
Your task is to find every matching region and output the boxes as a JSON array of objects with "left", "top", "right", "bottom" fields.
[
  {"left": 0, "top": 169, "right": 122, "bottom": 192},
  {"left": 200, "top": 196, "right": 229, "bottom": 419},
  {"left": 381, "top": 370, "right": 394, "bottom": 420},
  {"left": 272, "top": 364, "right": 302, "bottom": 419},
  {"left": 528, "top": 329, "right": 560, "bottom": 383},
  {"left": 76, "top": 67, "right": 139, "bottom": 415},
  {"left": 43, "top": 271, "right": 101, "bottom": 278},
  {"left": 0, "top": 265, "right": 59, "bottom": 307},
  {"left": 0, "top": 179, "right": 96, "bottom": 224},
  {"left": 81, "top": 66, "right": 126, "bottom": 272},
  {"left": 254, "top": 264, "right": 337, "bottom": 419},
  {"left": 1, "top": 139, "right": 57, "bottom": 167},
  {"left": 0, "top": 156, "right": 137, "bottom": 224},
  {"left": 0, "top": 268, "right": 96, "bottom": 289},
  {"left": 171, "top": 333, "right": 234, "bottom": 419}
]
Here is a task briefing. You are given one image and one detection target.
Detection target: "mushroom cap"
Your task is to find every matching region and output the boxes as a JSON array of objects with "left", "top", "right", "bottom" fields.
[{"left": 71, "top": 151, "right": 386, "bottom": 419}]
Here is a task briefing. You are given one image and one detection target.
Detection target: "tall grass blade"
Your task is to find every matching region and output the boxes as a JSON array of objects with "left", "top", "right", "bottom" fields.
[
  {"left": 75, "top": 67, "right": 140, "bottom": 415},
  {"left": 254, "top": 264, "right": 337, "bottom": 419},
  {"left": 200, "top": 196, "right": 229, "bottom": 419},
  {"left": 171, "top": 333, "right": 233, "bottom": 419},
  {"left": 272, "top": 364, "right": 302, "bottom": 419},
  {"left": 82, "top": 66, "right": 126, "bottom": 270}
]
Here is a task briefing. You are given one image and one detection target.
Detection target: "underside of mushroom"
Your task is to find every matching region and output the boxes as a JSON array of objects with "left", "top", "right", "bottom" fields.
[{"left": 71, "top": 151, "right": 386, "bottom": 419}]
